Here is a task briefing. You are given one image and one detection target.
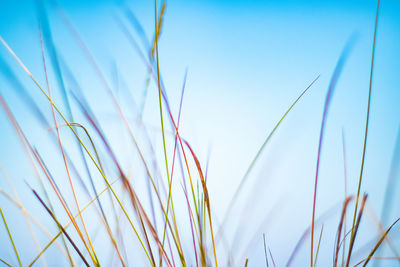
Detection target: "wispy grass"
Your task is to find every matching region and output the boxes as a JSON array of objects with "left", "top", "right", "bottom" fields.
[
  {"left": 349, "top": 0, "right": 381, "bottom": 255},
  {"left": 310, "top": 37, "right": 355, "bottom": 267},
  {"left": 0, "top": 0, "right": 398, "bottom": 266}
]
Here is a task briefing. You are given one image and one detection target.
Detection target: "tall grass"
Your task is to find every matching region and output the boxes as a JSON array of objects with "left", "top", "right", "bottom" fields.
[{"left": 0, "top": 0, "right": 399, "bottom": 266}]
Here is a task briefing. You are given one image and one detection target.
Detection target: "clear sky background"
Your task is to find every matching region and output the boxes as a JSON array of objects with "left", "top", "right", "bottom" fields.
[{"left": 0, "top": 0, "right": 399, "bottom": 266}]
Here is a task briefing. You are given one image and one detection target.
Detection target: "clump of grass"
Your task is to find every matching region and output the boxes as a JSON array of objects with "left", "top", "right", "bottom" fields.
[{"left": 0, "top": 0, "right": 399, "bottom": 266}]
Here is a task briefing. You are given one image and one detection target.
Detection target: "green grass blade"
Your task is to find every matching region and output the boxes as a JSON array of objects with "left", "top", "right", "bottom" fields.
[
  {"left": 0, "top": 258, "right": 13, "bottom": 267},
  {"left": 350, "top": 0, "right": 380, "bottom": 249},
  {"left": 0, "top": 36, "right": 154, "bottom": 265},
  {"left": 219, "top": 75, "right": 320, "bottom": 242},
  {"left": 153, "top": 2, "right": 185, "bottom": 266},
  {"left": 0, "top": 208, "right": 22, "bottom": 267},
  {"left": 31, "top": 189, "right": 90, "bottom": 267},
  {"left": 362, "top": 217, "right": 400, "bottom": 267}
]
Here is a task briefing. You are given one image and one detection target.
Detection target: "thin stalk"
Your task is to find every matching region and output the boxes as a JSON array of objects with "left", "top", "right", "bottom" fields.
[
  {"left": 0, "top": 36, "right": 153, "bottom": 265},
  {"left": 153, "top": 1, "right": 185, "bottom": 266},
  {"left": 219, "top": 75, "right": 320, "bottom": 243},
  {"left": 38, "top": 25, "right": 99, "bottom": 266},
  {"left": 349, "top": 0, "right": 380, "bottom": 248},
  {"left": 0, "top": 208, "right": 22, "bottom": 267}
]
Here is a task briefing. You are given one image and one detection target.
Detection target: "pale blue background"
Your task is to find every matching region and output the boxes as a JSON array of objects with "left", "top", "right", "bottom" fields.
[{"left": 0, "top": 0, "right": 399, "bottom": 266}]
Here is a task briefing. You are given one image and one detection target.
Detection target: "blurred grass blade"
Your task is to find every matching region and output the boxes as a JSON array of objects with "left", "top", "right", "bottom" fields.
[
  {"left": 380, "top": 126, "right": 400, "bottom": 226},
  {"left": 0, "top": 258, "right": 12, "bottom": 267},
  {"left": 286, "top": 201, "right": 340, "bottom": 266},
  {"left": 263, "top": 234, "right": 270, "bottom": 267},
  {"left": 269, "top": 247, "right": 276, "bottom": 267},
  {"left": 311, "top": 38, "right": 355, "bottom": 267}
]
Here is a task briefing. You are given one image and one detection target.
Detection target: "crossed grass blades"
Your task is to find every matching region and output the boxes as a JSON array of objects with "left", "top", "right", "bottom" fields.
[{"left": 0, "top": 0, "right": 399, "bottom": 266}]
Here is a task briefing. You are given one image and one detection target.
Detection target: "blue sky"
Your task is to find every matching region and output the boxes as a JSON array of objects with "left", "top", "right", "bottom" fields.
[{"left": 0, "top": 0, "right": 399, "bottom": 265}]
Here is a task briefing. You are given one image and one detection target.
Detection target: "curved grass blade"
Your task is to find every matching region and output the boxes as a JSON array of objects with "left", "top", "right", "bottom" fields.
[
  {"left": 115, "top": 11, "right": 205, "bottom": 261},
  {"left": 49, "top": 3, "right": 186, "bottom": 260},
  {"left": 0, "top": 36, "right": 156, "bottom": 265},
  {"left": 183, "top": 140, "right": 218, "bottom": 267},
  {"left": 310, "top": 38, "right": 355, "bottom": 267},
  {"left": 71, "top": 86, "right": 185, "bottom": 264},
  {"left": 219, "top": 75, "right": 320, "bottom": 242}
]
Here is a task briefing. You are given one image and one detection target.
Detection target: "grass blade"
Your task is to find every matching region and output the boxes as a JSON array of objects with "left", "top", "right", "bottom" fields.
[
  {"left": 0, "top": 258, "right": 12, "bottom": 267},
  {"left": 310, "top": 38, "right": 355, "bottom": 267},
  {"left": 362, "top": 217, "right": 400, "bottom": 267},
  {"left": 263, "top": 234, "right": 270, "bottom": 267},
  {"left": 38, "top": 22, "right": 99, "bottom": 266},
  {"left": 31, "top": 189, "right": 90, "bottom": 267},
  {"left": 184, "top": 140, "right": 218, "bottom": 267},
  {"left": 378, "top": 126, "right": 400, "bottom": 244},
  {"left": 219, "top": 75, "right": 320, "bottom": 242},
  {"left": 346, "top": 194, "right": 368, "bottom": 267},
  {"left": 269, "top": 247, "right": 276, "bottom": 267},
  {"left": 0, "top": 208, "right": 22, "bottom": 267},
  {"left": 313, "top": 225, "right": 324, "bottom": 267},
  {"left": 334, "top": 197, "right": 353, "bottom": 267},
  {"left": 350, "top": 0, "right": 380, "bottom": 249},
  {"left": 28, "top": 177, "right": 120, "bottom": 267}
]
